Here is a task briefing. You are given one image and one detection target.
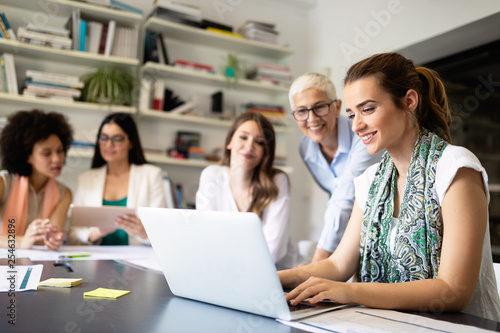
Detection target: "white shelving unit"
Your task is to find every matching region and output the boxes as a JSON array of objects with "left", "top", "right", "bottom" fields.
[
  {"left": 68, "top": 148, "right": 293, "bottom": 174},
  {"left": 1, "top": 0, "right": 296, "bottom": 194},
  {"left": 143, "top": 18, "right": 294, "bottom": 58},
  {"left": 141, "top": 62, "right": 289, "bottom": 93}
]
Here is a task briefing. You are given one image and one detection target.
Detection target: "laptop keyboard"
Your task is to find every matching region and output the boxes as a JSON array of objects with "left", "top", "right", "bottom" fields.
[{"left": 288, "top": 302, "right": 316, "bottom": 312}]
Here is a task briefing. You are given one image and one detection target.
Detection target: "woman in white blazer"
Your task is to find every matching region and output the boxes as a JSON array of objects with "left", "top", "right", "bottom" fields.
[{"left": 68, "top": 113, "right": 166, "bottom": 245}]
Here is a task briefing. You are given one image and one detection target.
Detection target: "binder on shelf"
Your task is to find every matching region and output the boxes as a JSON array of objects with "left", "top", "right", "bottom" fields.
[
  {"left": 103, "top": 20, "right": 116, "bottom": 56},
  {"left": 87, "top": 21, "right": 103, "bottom": 54},
  {"left": 98, "top": 22, "right": 109, "bottom": 54},
  {"left": 0, "top": 55, "right": 6, "bottom": 92},
  {"left": 2, "top": 53, "right": 18, "bottom": 95},
  {"left": 79, "top": 20, "right": 87, "bottom": 52},
  {"left": 152, "top": 80, "right": 165, "bottom": 110},
  {"left": 65, "top": 8, "right": 81, "bottom": 50}
]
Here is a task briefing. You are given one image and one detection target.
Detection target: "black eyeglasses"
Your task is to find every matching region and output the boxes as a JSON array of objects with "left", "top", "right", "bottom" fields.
[
  {"left": 291, "top": 100, "right": 336, "bottom": 121},
  {"left": 98, "top": 134, "right": 126, "bottom": 145}
]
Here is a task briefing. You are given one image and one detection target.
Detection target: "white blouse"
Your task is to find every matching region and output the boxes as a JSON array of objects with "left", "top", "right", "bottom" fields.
[
  {"left": 354, "top": 144, "right": 500, "bottom": 321},
  {"left": 196, "top": 165, "right": 297, "bottom": 269}
]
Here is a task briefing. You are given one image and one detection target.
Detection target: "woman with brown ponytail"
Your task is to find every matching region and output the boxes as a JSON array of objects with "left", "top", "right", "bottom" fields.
[
  {"left": 196, "top": 112, "right": 297, "bottom": 269},
  {"left": 279, "top": 53, "right": 500, "bottom": 321}
]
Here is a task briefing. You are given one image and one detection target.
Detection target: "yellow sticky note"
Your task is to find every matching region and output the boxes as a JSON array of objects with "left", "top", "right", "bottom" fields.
[
  {"left": 39, "top": 278, "right": 82, "bottom": 288},
  {"left": 83, "top": 288, "right": 130, "bottom": 299}
]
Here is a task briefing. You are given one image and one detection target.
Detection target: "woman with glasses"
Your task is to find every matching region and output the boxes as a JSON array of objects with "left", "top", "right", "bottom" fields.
[
  {"left": 0, "top": 109, "right": 73, "bottom": 250},
  {"left": 68, "top": 113, "right": 166, "bottom": 245},
  {"left": 289, "top": 73, "right": 382, "bottom": 263},
  {"left": 280, "top": 53, "right": 500, "bottom": 321},
  {"left": 196, "top": 112, "right": 297, "bottom": 269}
]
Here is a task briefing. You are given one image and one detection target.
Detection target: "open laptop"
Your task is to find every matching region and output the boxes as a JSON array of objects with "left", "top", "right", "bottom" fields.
[
  {"left": 70, "top": 205, "right": 136, "bottom": 229},
  {"left": 138, "top": 207, "right": 346, "bottom": 321}
]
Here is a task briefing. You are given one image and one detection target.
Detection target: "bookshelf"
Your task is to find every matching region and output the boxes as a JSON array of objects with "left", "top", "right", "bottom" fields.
[
  {"left": 144, "top": 18, "right": 294, "bottom": 58},
  {"left": 138, "top": 109, "right": 292, "bottom": 133},
  {"left": 141, "top": 62, "right": 289, "bottom": 93},
  {"left": 2, "top": 0, "right": 296, "bottom": 206},
  {"left": 0, "top": 38, "right": 139, "bottom": 67},
  {"left": 68, "top": 148, "right": 294, "bottom": 173}
]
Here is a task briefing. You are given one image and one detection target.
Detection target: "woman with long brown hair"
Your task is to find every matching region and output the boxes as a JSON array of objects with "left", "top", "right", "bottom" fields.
[
  {"left": 196, "top": 112, "right": 297, "bottom": 269},
  {"left": 279, "top": 53, "right": 500, "bottom": 321}
]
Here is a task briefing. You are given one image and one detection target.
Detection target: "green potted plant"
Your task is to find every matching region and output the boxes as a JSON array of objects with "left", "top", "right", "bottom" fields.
[
  {"left": 81, "top": 66, "right": 135, "bottom": 105},
  {"left": 222, "top": 53, "right": 246, "bottom": 86}
]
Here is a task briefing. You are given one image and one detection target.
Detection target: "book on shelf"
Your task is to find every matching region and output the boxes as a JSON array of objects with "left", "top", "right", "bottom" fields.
[
  {"left": 0, "top": 12, "right": 17, "bottom": 40},
  {"left": 173, "top": 60, "right": 214, "bottom": 74},
  {"left": 26, "top": 70, "right": 84, "bottom": 88},
  {"left": 79, "top": 20, "right": 87, "bottom": 52},
  {"left": 163, "top": 87, "right": 186, "bottom": 112},
  {"left": 139, "top": 78, "right": 153, "bottom": 110},
  {"left": 157, "top": 33, "right": 169, "bottom": 65},
  {"left": 109, "top": 0, "right": 143, "bottom": 15},
  {"left": 144, "top": 31, "right": 168, "bottom": 64},
  {"left": 154, "top": 0, "right": 202, "bottom": 18},
  {"left": 23, "top": 69, "right": 83, "bottom": 101},
  {"left": 24, "top": 23, "right": 70, "bottom": 37},
  {"left": 17, "top": 27, "right": 72, "bottom": 49},
  {"left": 65, "top": 8, "right": 81, "bottom": 50},
  {"left": 236, "top": 20, "right": 279, "bottom": 44},
  {"left": 1, "top": 53, "right": 18, "bottom": 95},
  {"left": 152, "top": 80, "right": 165, "bottom": 110},
  {"left": 206, "top": 27, "right": 242, "bottom": 38},
  {"left": 103, "top": 20, "right": 116, "bottom": 56},
  {"left": 111, "top": 26, "right": 138, "bottom": 58},
  {"left": 247, "top": 62, "right": 292, "bottom": 86},
  {"left": 86, "top": 21, "right": 103, "bottom": 54},
  {"left": 150, "top": 6, "right": 201, "bottom": 28},
  {"left": 200, "top": 19, "right": 233, "bottom": 32},
  {"left": 173, "top": 130, "right": 201, "bottom": 160},
  {"left": 77, "top": 0, "right": 110, "bottom": 5},
  {"left": 242, "top": 102, "right": 287, "bottom": 126},
  {"left": 162, "top": 174, "right": 176, "bottom": 209},
  {"left": 98, "top": 22, "right": 109, "bottom": 54}
]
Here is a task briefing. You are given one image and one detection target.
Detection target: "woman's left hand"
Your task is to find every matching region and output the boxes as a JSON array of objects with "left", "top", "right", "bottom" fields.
[
  {"left": 44, "top": 224, "right": 64, "bottom": 250},
  {"left": 115, "top": 214, "right": 148, "bottom": 239},
  {"left": 285, "top": 276, "right": 351, "bottom": 306}
]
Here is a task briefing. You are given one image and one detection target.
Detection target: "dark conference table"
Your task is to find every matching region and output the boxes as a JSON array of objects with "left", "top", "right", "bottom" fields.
[{"left": 2, "top": 259, "right": 500, "bottom": 332}]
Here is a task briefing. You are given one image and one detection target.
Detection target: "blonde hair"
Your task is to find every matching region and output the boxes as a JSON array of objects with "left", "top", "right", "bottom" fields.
[{"left": 289, "top": 72, "right": 337, "bottom": 110}]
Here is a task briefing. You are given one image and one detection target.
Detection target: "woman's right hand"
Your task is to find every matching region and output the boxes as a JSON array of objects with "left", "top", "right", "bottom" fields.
[{"left": 20, "top": 219, "right": 51, "bottom": 249}]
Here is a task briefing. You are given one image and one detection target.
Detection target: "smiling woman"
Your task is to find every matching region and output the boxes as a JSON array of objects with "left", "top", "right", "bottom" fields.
[
  {"left": 279, "top": 53, "right": 500, "bottom": 322},
  {"left": 0, "top": 109, "right": 74, "bottom": 250},
  {"left": 68, "top": 113, "right": 167, "bottom": 246},
  {"left": 195, "top": 112, "right": 298, "bottom": 270}
]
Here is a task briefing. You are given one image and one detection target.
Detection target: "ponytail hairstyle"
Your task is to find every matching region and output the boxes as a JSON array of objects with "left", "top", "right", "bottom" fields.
[
  {"left": 344, "top": 53, "right": 453, "bottom": 143},
  {"left": 221, "top": 112, "right": 285, "bottom": 217}
]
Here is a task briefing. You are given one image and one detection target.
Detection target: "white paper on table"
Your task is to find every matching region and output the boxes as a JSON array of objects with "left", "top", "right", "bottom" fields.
[
  {"left": 278, "top": 307, "right": 492, "bottom": 333},
  {"left": 0, "top": 265, "right": 43, "bottom": 292}
]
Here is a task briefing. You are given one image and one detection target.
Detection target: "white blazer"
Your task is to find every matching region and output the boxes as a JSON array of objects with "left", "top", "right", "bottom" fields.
[
  {"left": 73, "top": 164, "right": 167, "bottom": 208},
  {"left": 68, "top": 163, "right": 167, "bottom": 245}
]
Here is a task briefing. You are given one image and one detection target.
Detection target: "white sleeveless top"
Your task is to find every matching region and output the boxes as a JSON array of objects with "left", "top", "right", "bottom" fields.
[{"left": 354, "top": 145, "right": 500, "bottom": 321}]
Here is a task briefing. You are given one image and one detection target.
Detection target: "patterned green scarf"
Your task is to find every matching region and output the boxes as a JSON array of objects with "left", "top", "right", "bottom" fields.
[{"left": 359, "top": 129, "right": 447, "bottom": 283}]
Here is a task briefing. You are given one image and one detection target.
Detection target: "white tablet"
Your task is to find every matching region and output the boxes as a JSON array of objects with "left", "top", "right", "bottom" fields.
[{"left": 69, "top": 205, "right": 137, "bottom": 229}]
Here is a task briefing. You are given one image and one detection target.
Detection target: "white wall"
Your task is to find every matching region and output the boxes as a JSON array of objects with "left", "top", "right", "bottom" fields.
[
  {"left": 114, "top": 0, "right": 317, "bottom": 244},
  {"left": 298, "top": 0, "right": 500, "bottom": 241}
]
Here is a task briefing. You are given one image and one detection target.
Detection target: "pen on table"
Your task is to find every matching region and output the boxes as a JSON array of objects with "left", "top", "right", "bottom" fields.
[{"left": 58, "top": 254, "right": 90, "bottom": 259}]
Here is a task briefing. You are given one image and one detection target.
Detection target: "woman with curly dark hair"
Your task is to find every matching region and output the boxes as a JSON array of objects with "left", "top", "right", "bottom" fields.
[{"left": 0, "top": 109, "right": 74, "bottom": 250}]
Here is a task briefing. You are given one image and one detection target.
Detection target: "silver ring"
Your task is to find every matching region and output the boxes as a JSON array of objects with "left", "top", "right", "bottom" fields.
[{"left": 33, "top": 225, "right": 37, "bottom": 232}]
